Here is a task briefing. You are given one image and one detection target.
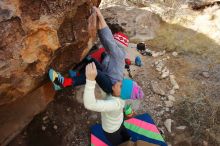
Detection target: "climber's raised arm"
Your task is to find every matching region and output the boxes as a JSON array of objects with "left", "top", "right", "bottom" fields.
[{"left": 93, "top": 6, "right": 125, "bottom": 59}]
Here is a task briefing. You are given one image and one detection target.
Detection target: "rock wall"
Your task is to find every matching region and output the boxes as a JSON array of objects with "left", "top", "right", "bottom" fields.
[
  {"left": 0, "top": 0, "right": 100, "bottom": 106},
  {"left": 0, "top": 0, "right": 100, "bottom": 145}
]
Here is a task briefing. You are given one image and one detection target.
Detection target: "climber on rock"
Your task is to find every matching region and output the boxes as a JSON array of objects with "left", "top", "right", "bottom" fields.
[
  {"left": 49, "top": 6, "right": 130, "bottom": 94},
  {"left": 83, "top": 62, "right": 143, "bottom": 146},
  {"left": 48, "top": 6, "right": 144, "bottom": 145}
]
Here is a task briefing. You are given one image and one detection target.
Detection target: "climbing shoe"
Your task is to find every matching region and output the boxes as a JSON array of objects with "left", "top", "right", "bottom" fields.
[{"left": 49, "top": 69, "right": 64, "bottom": 91}]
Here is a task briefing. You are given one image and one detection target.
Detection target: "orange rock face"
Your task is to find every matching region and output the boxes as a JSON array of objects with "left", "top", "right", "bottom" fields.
[{"left": 0, "top": 0, "right": 100, "bottom": 145}]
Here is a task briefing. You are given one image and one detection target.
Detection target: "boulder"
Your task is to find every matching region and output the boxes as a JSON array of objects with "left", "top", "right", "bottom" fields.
[{"left": 0, "top": 0, "right": 101, "bottom": 145}]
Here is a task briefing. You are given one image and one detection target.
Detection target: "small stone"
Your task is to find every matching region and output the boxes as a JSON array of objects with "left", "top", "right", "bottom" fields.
[
  {"left": 42, "top": 116, "right": 48, "bottom": 121},
  {"left": 168, "top": 95, "right": 176, "bottom": 101},
  {"left": 171, "top": 133, "right": 175, "bottom": 136},
  {"left": 155, "top": 60, "right": 164, "bottom": 72},
  {"left": 165, "top": 101, "right": 173, "bottom": 107},
  {"left": 88, "top": 114, "right": 98, "bottom": 120},
  {"left": 165, "top": 107, "right": 169, "bottom": 112},
  {"left": 18, "top": 141, "right": 22, "bottom": 145},
  {"left": 170, "top": 75, "right": 179, "bottom": 90},
  {"left": 158, "top": 110, "right": 165, "bottom": 116},
  {"left": 203, "top": 141, "right": 208, "bottom": 146},
  {"left": 151, "top": 82, "right": 165, "bottom": 96},
  {"left": 152, "top": 50, "right": 166, "bottom": 57},
  {"left": 164, "top": 119, "right": 172, "bottom": 133},
  {"left": 169, "top": 89, "right": 175, "bottom": 95},
  {"left": 172, "top": 52, "right": 178, "bottom": 56},
  {"left": 161, "top": 96, "right": 166, "bottom": 101},
  {"left": 53, "top": 125, "right": 58, "bottom": 130},
  {"left": 149, "top": 96, "right": 155, "bottom": 101},
  {"left": 42, "top": 126, "right": 46, "bottom": 131},
  {"left": 176, "top": 126, "right": 186, "bottom": 130},
  {"left": 66, "top": 107, "right": 71, "bottom": 112},
  {"left": 201, "top": 71, "right": 210, "bottom": 78},
  {"left": 43, "top": 120, "right": 49, "bottom": 124},
  {"left": 206, "top": 129, "right": 210, "bottom": 132},
  {"left": 161, "top": 67, "right": 170, "bottom": 79}
]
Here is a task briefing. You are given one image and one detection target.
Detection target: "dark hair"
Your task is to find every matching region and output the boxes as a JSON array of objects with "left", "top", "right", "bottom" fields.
[{"left": 107, "top": 23, "right": 124, "bottom": 34}]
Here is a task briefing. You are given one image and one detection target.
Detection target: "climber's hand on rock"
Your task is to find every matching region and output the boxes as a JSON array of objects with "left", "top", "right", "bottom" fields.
[
  {"left": 93, "top": 6, "right": 107, "bottom": 29},
  {"left": 93, "top": 6, "right": 102, "bottom": 18},
  {"left": 86, "top": 62, "right": 97, "bottom": 81}
]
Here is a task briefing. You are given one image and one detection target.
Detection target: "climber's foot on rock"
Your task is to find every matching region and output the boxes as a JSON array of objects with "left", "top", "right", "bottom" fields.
[{"left": 49, "top": 69, "right": 64, "bottom": 91}]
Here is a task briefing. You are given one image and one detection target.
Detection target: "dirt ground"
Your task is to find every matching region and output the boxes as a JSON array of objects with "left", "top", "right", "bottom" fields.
[{"left": 8, "top": 48, "right": 220, "bottom": 146}]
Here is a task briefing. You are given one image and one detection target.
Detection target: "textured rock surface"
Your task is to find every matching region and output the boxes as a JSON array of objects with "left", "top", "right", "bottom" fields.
[
  {"left": 0, "top": 0, "right": 100, "bottom": 106},
  {"left": 0, "top": 83, "right": 55, "bottom": 146},
  {"left": 0, "top": 0, "right": 100, "bottom": 145}
]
